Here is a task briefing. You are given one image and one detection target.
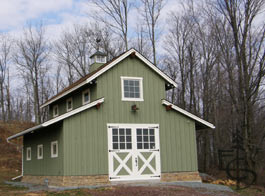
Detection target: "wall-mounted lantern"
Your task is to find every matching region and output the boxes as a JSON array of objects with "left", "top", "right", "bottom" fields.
[{"left": 131, "top": 104, "right": 139, "bottom": 112}]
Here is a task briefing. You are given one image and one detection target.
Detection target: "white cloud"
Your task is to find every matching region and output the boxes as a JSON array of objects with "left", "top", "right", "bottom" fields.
[{"left": 0, "top": 0, "right": 73, "bottom": 30}]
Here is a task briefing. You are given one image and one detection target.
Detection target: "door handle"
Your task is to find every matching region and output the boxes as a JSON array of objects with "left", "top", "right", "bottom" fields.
[{"left": 135, "top": 157, "right": 138, "bottom": 167}]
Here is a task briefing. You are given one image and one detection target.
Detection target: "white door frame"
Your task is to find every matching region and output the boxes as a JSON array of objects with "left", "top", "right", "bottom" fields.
[{"left": 107, "top": 123, "right": 161, "bottom": 181}]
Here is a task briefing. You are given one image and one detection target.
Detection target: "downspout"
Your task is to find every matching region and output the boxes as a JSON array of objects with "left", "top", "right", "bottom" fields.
[{"left": 6, "top": 138, "right": 23, "bottom": 180}]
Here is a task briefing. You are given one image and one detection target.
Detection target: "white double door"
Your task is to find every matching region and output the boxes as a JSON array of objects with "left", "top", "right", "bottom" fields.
[{"left": 108, "top": 124, "right": 161, "bottom": 181}]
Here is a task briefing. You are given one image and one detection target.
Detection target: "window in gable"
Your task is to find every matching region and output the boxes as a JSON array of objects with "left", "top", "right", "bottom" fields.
[
  {"left": 37, "top": 144, "right": 43, "bottom": 160},
  {"left": 82, "top": 89, "right": 90, "bottom": 105},
  {"left": 66, "top": 97, "right": 73, "bottom": 112},
  {"left": 53, "top": 105, "right": 59, "bottom": 117},
  {"left": 26, "top": 147, "right": 31, "bottom": 161},
  {"left": 121, "top": 77, "right": 143, "bottom": 101}
]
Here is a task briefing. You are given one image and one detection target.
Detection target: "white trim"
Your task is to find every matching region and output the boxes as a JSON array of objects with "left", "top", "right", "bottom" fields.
[
  {"left": 7, "top": 98, "right": 105, "bottom": 140},
  {"left": 51, "top": 141, "right": 58, "bottom": 158},
  {"left": 82, "top": 89, "right": 90, "bottom": 105},
  {"left": 162, "top": 100, "right": 215, "bottom": 129},
  {"left": 40, "top": 80, "right": 87, "bottom": 108},
  {"left": 53, "top": 105, "right": 59, "bottom": 117},
  {"left": 66, "top": 97, "right": 73, "bottom": 112},
  {"left": 40, "top": 49, "right": 177, "bottom": 108},
  {"left": 37, "top": 144, "right": 43, "bottom": 160},
  {"left": 121, "top": 76, "right": 144, "bottom": 102},
  {"left": 26, "top": 147, "right": 31, "bottom": 161}
]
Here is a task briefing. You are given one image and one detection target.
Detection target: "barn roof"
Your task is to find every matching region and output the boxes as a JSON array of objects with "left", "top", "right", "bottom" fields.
[
  {"left": 40, "top": 48, "right": 177, "bottom": 108},
  {"left": 7, "top": 98, "right": 105, "bottom": 141},
  {"left": 162, "top": 99, "right": 215, "bottom": 129}
]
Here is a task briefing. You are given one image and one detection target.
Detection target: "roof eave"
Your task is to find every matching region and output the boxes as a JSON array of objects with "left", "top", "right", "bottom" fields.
[
  {"left": 162, "top": 99, "right": 215, "bottom": 129},
  {"left": 8, "top": 98, "right": 105, "bottom": 141}
]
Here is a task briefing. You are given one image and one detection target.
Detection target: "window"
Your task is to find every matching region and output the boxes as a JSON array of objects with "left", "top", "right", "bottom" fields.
[
  {"left": 26, "top": 147, "right": 31, "bottom": 161},
  {"left": 66, "top": 97, "right": 73, "bottom": 112},
  {"left": 51, "top": 141, "right": 58, "bottom": 158},
  {"left": 136, "top": 128, "right": 156, "bottom": 150},
  {"left": 121, "top": 77, "right": 143, "bottom": 101},
  {"left": 37, "top": 144, "right": 43, "bottom": 160},
  {"left": 53, "top": 105, "right": 59, "bottom": 117},
  {"left": 82, "top": 89, "right": 90, "bottom": 105},
  {"left": 112, "top": 128, "right": 132, "bottom": 150},
  {"left": 96, "top": 56, "right": 106, "bottom": 63}
]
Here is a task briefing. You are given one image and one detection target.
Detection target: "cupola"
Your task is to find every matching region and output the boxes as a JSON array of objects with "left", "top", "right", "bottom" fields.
[{"left": 89, "top": 51, "right": 107, "bottom": 72}]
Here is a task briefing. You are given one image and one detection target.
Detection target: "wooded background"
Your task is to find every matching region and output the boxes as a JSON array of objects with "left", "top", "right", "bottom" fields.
[{"left": 0, "top": 0, "right": 264, "bottom": 184}]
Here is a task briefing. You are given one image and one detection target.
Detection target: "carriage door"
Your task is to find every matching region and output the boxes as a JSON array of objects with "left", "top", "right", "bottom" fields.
[{"left": 108, "top": 124, "right": 161, "bottom": 181}]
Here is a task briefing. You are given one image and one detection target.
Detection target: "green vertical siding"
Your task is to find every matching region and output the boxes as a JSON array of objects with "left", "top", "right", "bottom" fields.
[
  {"left": 62, "top": 57, "right": 198, "bottom": 176},
  {"left": 23, "top": 123, "right": 64, "bottom": 176}
]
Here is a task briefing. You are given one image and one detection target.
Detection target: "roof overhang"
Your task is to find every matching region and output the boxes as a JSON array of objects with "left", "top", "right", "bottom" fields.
[
  {"left": 41, "top": 49, "right": 177, "bottom": 108},
  {"left": 162, "top": 99, "right": 215, "bottom": 130},
  {"left": 7, "top": 98, "right": 105, "bottom": 141}
]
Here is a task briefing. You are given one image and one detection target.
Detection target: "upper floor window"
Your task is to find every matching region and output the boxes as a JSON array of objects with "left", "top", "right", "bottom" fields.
[
  {"left": 37, "top": 144, "right": 43, "bottom": 160},
  {"left": 53, "top": 105, "right": 59, "bottom": 117},
  {"left": 121, "top": 77, "right": 143, "bottom": 101},
  {"left": 66, "top": 97, "right": 73, "bottom": 112},
  {"left": 51, "top": 141, "right": 58, "bottom": 158},
  {"left": 26, "top": 147, "right": 31, "bottom": 161},
  {"left": 82, "top": 89, "right": 90, "bottom": 105}
]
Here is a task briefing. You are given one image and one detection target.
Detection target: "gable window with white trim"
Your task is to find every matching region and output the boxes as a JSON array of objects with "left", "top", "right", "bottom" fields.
[
  {"left": 37, "top": 144, "right": 43, "bottom": 160},
  {"left": 51, "top": 141, "right": 58, "bottom": 158},
  {"left": 82, "top": 89, "right": 90, "bottom": 105},
  {"left": 121, "top": 77, "right": 143, "bottom": 101},
  {"left": 26, "top": 147, "right": 31, "bottom": 161},
  {"left": 53, "top": 105, "right": 59, "bottom": 117},
  {"left": 66, "top": 97, "right": 73, "bottom": 112}
]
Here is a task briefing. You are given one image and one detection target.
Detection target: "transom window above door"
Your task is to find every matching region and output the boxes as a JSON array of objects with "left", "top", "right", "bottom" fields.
[{"left": 121, "top": 77, "right": 143, "bottom": 101}]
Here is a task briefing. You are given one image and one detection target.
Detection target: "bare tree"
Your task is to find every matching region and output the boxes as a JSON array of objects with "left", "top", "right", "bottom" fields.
[
  {"left": 140, "top": 0, "right": 165, "bottom": 65},
  {"left": 89, "top": 0, "right": 131, "bottom": 51},
  {"left": 0, "top": 34, "right": 11, "bottom": 122},
  {"left": 14, "top": 24, "right": 50, "bottom": 124},
  {"left": 213, "top": 0, "right": 265, "bottom": 171}
]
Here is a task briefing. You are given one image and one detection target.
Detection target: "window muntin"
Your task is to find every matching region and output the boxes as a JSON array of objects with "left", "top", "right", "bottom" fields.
[
  {"left": 82, "top": 89, "right": 90, "bottom": 105},
  {"left": 53, "top": 105, "right": 59, "bottom": 117},
  {"left": 26, "top": 147, "right": 31, "bottom": 161},
  {"left": 136, "top": 128, "right": 155, "bottom": 149},
  {"left": 66, "top": 97, "right": 73, "bottom": 112},
  {"left": 51, "top": 141, "right": 58, "bottom": 158},
  {"left": 112, "top": 128, "right": 132, "bottom": 150},
  {"left": 37, "top": 144, "right": 43, "bottom": 160},
  {"left": 121, "top": 77, "right": 143, "bottom": 101}
]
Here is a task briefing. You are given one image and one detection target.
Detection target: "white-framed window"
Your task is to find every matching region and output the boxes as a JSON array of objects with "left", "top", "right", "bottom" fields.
[
  {"left": 66, "top": 97, "right": 73, "bottom": 112},
  {"left": 121, "top": 77, "right": 144, "bottom": 101},
  {"left": 51, "top": 141, "right": 58, "bottom": 158},
  {"left": 82, "top": 89, "right": 90, "bottom": 105},
  {"left": 37, "top": 144, "right": 43, "bottom": 160},
  {"left": 53, "top": 105, "right": 59, "bottom": 117},
  {"left": 26, "top": 147, "right": 31, "bottom": 161}
]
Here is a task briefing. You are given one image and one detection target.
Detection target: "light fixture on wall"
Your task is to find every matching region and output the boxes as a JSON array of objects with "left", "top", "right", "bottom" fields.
[{"left": 131, "top": 104, "right": 139, "bottom": 111}]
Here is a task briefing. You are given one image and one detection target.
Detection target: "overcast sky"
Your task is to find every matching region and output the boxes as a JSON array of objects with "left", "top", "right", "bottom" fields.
[{"left": 0, "top": 0, "right": 181, "bottom": 41}]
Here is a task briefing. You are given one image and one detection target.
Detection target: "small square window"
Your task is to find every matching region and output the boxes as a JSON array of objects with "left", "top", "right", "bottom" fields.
[
  {"left": 66, "top": 97, "right": 73, "bottom": 112},
  {"left": 82, "top": 89, "right": 90, "bottom": 105},
  {"left": 51, "top": 141, "right": 58, "bottom": 158},
  {"left": 53, "top": 105, "right": 59, "bottom": 117},
  {"left": 121, "top": 77, "right": 143, "bottom": 101},
  {"left": 26, "top": 147, "right": 31, "bottom": 161},
  {"left": 37, "top": 144, "right": 43, "bottom": 160}
]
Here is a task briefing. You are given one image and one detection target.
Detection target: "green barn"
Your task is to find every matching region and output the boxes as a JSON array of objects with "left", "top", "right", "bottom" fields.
[{"left": 7, "top": 49, "right": 215, "bottom": 187}]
